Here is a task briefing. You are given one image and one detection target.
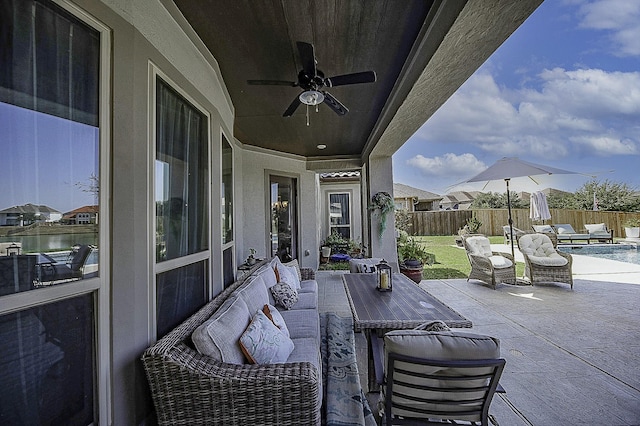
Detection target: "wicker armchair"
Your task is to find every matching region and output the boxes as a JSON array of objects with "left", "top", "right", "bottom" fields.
[
  {"left": 463, "top": 235, "right": 516, "bottom": 289},
  {"left": 517, "top": 233, "right": 573, "bottom": 289}
]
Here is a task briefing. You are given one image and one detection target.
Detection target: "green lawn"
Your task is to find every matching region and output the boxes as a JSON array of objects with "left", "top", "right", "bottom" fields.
[
  {"left": 318, "top": 235, "right": 525, "bottom": 279},
  {"left": 414, "top": 235, "right": 524, "bottom": 280}
]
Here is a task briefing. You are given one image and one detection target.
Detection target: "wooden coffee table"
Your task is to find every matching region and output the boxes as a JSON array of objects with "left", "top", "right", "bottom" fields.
[{"left": 342, "top": 272, "right": 472, "bottom": 390}]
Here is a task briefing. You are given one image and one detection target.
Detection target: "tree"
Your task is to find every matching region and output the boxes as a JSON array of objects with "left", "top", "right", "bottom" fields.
[
  {"left": 572, "top": 180, "right": 639, "bottom": 212},
  {"left": 470, "top": 191, "right": 529, "bottom": 209}
]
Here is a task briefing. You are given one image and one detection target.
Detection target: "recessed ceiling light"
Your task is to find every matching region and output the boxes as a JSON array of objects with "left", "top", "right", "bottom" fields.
[{"left": 317, "top": 144, "right": 327, "bottom": 150}]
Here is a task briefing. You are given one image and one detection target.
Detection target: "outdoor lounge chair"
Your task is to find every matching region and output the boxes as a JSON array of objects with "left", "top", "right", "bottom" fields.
[
  {"left": 502, "top": 225, "right": 526, "bottom": 245},
  {"left": 551, "top": 224, "right": 590, "bottom": 244},
  {"left": 463, "top": 235, "right": 516, "bottom": 289},
  {"left": 41, "top": 244, "right": 93, "bottom": 283},
  {"left": 380, "top": 328, "right": 505, "bottom": 426},
  {"left": 584, "top": 223, "right": 614, "bottom": 243},
  {"left": 517, "top": 233, "right": 573, "bottom": 288}
]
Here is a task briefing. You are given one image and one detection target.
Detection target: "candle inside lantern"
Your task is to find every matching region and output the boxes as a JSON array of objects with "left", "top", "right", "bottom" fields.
[{"left": 380, "top": 273, "right": 389, "bottom": 289}]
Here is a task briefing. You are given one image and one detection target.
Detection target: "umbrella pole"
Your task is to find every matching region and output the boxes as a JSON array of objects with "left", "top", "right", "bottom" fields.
[{"left": 505, "top": 178, "right": 515, "bottom": 258}]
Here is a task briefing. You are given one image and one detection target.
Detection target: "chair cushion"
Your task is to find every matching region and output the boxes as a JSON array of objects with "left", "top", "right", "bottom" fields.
[
  {"left": 384, "top": 329, "right": 500, "bottom": 361},
  {"left": 528, "top": 253, "right": 568, "bottom": 266},
  {"left": 489, "top": 255, "right": 513, "bottom": 269},
  {"left": 239, "top": 309, "right": 294, "bottom": 364},
  {"left": 192, "top": 297, "right": 251, "bottom": 363},
  {"left": 518, "top": 233, "right": 557, "bottom": 257},
  {"left": 532, "top": 225, "right": 554, "bottom": 233},
  {"left": 554, "top": 224, "right": 577, "bottom": 234},
  {"left": 464, "top": 236, "right": 492, "bottom": 258},
  {"left": 236, "top": 275, "right": 270, "bottom": 314},
  {"left": 585, "top": 223, "right": 606, "bottom": 233}
]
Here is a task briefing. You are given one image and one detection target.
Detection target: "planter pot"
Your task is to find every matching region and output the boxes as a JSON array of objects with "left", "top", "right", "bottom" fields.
[
  {"left": 403, "top": 259, "right": 422, "bottom": 268},
  {"left": 625, "top": 227, "right": 640, "bottom": 239},
  {"left": 400, "top": 262, "right": 423, "bottom": 284},
  {"left": 246, "top": 256, "right": 256, "bottom": 266},
  {"left": 321, "top": 246, "right": 332, "bottom": 257}
]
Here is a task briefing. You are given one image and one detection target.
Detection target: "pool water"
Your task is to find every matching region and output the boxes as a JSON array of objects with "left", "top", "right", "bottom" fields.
[{"left": 558, "top": 244, "right": 640, "bottom": 265}]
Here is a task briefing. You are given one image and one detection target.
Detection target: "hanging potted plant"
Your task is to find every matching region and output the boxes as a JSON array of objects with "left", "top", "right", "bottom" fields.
[{"left": 369, "top": 191, "right": 395, "bottom": 240}]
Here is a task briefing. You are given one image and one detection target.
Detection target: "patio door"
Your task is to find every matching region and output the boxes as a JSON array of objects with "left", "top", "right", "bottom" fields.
[{"left": 269, "top": 175, "right": 298, "bottom": 262}]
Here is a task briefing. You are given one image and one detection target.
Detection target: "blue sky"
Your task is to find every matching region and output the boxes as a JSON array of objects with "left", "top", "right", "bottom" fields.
[{"left": 393, "top": 0, "right": 639, "bottom": 195}]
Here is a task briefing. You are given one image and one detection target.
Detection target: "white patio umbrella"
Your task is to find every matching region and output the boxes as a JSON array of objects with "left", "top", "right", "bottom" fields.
[
  {"left": 463, "top": 157, "right": 576, "bottom": 258},
  {"left": 530, "top": 191, "right": 551, "bottom": 222}
]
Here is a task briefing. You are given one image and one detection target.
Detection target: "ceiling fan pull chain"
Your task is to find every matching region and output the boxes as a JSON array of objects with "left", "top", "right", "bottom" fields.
[{"left": 306, "top": 104, "right": 310, "bottom": 126}]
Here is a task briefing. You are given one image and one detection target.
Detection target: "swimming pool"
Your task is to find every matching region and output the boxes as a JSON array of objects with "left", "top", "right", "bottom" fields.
[{"left": 558, "top": 244, "right": 640, "bottom": 265}]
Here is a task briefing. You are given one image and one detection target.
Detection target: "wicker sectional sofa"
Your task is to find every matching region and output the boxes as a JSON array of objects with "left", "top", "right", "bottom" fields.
[{"left": 142, "top": 258, "right": 322, "bottom": 426}]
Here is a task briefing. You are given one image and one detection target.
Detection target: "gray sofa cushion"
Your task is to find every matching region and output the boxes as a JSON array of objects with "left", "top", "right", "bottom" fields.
[
  {"left": 299, "top": 280, "right": 317, "bottom": 294},
  {"left": 280, "top": 309, "right": 320, "bottom": 340},
  {"left": 293, "top": 291, "right": 318, "bottom": 310},
  {"left": 192, "top": 297, "right": 251, "bottom": 363},
  {"left": 288, "top": 337, "right": 321, "bottom": 370},
  {"left": 236, "top": 275, "right": 270, "bottom": 314}
]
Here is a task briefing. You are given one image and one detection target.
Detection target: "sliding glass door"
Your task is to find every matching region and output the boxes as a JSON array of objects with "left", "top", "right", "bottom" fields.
[{"left": 269, "top": 175, "right": 298, "bottom": 262}]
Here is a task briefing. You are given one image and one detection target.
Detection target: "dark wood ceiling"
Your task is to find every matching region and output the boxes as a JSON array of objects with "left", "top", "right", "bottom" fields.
[{"left": 173, "top": 0, "right": 441, "bottom": 159}]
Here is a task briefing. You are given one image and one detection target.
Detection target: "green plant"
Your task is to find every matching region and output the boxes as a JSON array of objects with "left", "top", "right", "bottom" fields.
[
  {"left": 397, "top": 237, "right": 432, "bottom": 265},
  {"left": 369, "top": 191, "right": 395, "bottom": 239},
  {"left": 466, "top": 216, "right": 482, "bottom": 233},
  {"left": 624, "top": 218, "right": 640, "bottom": 227}
]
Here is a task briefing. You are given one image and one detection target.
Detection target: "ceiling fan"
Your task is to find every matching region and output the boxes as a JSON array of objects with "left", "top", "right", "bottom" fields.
[{"left": 247, "top": 41, "right": 376, "bottom": 118}]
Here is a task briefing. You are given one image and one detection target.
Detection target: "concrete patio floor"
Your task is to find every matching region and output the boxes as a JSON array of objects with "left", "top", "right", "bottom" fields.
[{"left": 316, "top": 254, "right": 640, "bottom": 425}]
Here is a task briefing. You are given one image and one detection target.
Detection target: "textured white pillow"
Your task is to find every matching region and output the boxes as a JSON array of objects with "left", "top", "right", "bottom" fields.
[
  {"left": 585, "top": 223, "right": 606, "bottom": 233},
  {"left": 532, "top": 225, "right": 553, "bottom": 233},
  {"left": 555, "top": 224, "right": 576, "bottom": 234},
  {"left": 262, "top": 304, "right": 290, "bottom": 338},
  {"left": 239, "top": 310, "right": 294, "bottom": 364}
]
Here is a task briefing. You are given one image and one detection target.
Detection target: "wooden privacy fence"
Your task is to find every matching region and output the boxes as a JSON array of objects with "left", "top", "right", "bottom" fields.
[{"left": 408, "top": 209, "right": 640, "bottom": 238}]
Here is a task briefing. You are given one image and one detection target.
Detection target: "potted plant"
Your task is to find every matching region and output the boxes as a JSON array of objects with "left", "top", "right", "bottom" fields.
[
  {"left": 246, "top": 248, "right": 257, "bottom": 265},
  {"left": 624, "top": 218, "right": 640, "bottom": 239},
  {"left": 397, "top": 233, "right": 434, "bottom": 283},
  {"left": 455, "top": 216, "right": 483, "bottom": 246}
]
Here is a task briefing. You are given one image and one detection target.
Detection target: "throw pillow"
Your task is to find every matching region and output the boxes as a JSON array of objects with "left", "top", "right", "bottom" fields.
[
  {"left": 262, "top": 304, "right": 290, "bottom": 338},
  {"left": 270, "top": 282, "right": 298, "bottom": 310},
  {"left": 283, "top": 259, "right": 302, "bottom": 280},
  {"left": 239, "top": 310, "right": 294, "bottom": 364}
]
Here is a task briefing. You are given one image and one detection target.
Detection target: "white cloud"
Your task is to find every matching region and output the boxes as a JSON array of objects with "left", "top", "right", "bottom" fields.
[
  {"left": 414, "top": 68, "right": 640, "bottom": 159},
  {"left": 578, "top": 0, "right": 640, "bottom": 56},
  {"left": 407, "top": 153, "right": 486, "bottom": 177}
]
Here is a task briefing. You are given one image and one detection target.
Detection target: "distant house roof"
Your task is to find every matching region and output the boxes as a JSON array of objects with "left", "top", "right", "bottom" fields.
[
  {"left": 393, "top": 183, "right": 442, "bottom": 201},
  {"left": 0, "top": 203, "right": 61, "bottom": 215},
  {"left": 445, "top": 191, "right": 482, "bottom": 203},
  {"left": 63, "top": 205, "right": 99, "bottom": 219}
]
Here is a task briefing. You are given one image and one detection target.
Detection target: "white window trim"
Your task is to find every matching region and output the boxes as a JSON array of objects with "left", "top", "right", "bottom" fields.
[
  {"left": 221, "top": 130, "right": 235, "bottom": 284},
  {"left": 327, "top": 191, "right": 352, "bottom": 238},
  {"left": 148, "top": 63, "right": 213, "bottom": 340}
]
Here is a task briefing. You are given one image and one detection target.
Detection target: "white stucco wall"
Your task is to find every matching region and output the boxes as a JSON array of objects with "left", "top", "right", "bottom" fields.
[{"left": 240, "top": 147, "right": 320, "bottom": 269}]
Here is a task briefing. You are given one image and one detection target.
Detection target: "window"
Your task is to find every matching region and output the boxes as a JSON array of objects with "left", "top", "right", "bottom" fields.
[
  {"left": 329, "top": 193, "right": 351, "bottom": 239},
  {"left": 0, "top": 1, "right": 106, "bottom": 423},
  {"left": 154, "top": 76, "right": 209, "bottom": 337},
  {"left": 221, "top": 135, "right": 234, "bottom": 287}
]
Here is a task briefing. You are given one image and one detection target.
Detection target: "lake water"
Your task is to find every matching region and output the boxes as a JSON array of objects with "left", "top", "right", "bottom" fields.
[
  {"left": 0, "top": 233, "right": 98, "bottom": 254},
  {"left": 558, "top": 244, "right": 640, "bottom": 265}
]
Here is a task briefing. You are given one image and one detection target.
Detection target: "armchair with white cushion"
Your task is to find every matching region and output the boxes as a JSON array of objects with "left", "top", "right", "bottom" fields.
[
  {"left": 462, "top": 235, "right": 515, "bottom": 289},
  {"left": 517, "top": 233, "right": 573, "bottom": 288}
]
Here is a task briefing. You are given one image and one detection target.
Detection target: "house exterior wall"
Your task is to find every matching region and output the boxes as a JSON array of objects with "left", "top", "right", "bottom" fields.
[
  {"left": 319, "top": 181, "right": 363, "bottom": 247},
  {"left": 241, "top": 148, "right": 320, "bottom": 269}
]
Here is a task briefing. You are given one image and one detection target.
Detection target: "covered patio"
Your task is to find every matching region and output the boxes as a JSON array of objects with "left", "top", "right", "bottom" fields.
[{"left": 317, "top": 266, "right": 640, "bottom": 425}]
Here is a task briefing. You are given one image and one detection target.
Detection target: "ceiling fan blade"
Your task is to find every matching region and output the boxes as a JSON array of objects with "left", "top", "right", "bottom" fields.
[
  {"left": 283, "top": 96, "right": 302, "bottom": 117},
  {"left": 247, "top": 80, "right": 297, "bottom": 86},
  {"left": 325, "top": 71, "right": 376, "bottom": 87},
  {"left": 297, "top": 41, "right": 316, "bottom": 78},
  {"left": 322, "top": 91, "right": 348, "bottom": 116}
]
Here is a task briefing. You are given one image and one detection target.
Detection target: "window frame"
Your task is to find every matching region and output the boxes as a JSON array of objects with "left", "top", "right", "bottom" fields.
[
  {"left": 327, "top": 191, "right": 352, "bottom": 239},
  {"left": 149, "top": 64, "right": 212, "bottom": 339},
  {"left": 0, "top": 0, "right": 112, "bottom": 423}
]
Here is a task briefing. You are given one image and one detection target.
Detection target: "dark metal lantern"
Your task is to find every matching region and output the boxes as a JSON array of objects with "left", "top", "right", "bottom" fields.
[{"left": 376, "top": 259, "right": 392, "bottom": 291}]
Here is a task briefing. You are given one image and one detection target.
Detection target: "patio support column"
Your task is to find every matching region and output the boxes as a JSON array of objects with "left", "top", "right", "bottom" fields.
[{"left": 364, "top": 155, "right": 398, "bottom": 271}]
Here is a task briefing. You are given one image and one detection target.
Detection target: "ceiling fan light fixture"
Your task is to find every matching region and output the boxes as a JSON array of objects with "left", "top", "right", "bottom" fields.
[{"left": 299, "top": 90, "right": 324, "bottom": 105}]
